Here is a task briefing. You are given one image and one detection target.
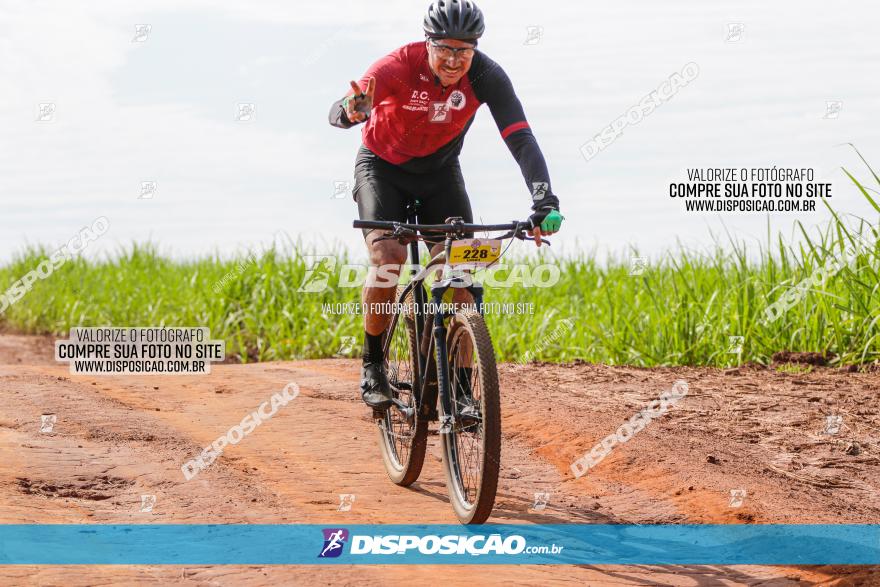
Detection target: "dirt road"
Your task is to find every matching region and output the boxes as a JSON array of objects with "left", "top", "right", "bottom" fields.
[{"left": 0, "top": 334, "right": 877, "bottom": 585}]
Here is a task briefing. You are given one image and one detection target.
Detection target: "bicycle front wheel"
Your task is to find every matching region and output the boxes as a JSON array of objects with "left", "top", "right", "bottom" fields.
[{"left": 440, "top": 309, "right": 501, "bottom": 524}]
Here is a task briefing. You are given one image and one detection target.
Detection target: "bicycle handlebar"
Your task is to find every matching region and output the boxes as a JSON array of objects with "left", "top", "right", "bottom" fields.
[
  {"left": 353, "top": 217, "right": 548, "bottom": 245},
  {"left": 352, "top": 219, "right": 527, "bottom": 233}
]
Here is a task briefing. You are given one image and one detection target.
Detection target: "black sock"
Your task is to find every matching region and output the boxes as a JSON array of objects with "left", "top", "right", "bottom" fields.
[{"left": 362, "top": 331, "right": 384, "bottom": 364}]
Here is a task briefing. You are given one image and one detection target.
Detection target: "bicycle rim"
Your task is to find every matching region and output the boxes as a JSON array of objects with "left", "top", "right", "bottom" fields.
[
  {"left": 377, "top": 288, "right": 428, "bottom": 486},
  {"left": 440, "top": 310, "right": 501, "bottom": 524}
]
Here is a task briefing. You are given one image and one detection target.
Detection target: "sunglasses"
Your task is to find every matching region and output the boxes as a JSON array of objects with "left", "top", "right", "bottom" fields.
[{"left": 427, "top": 38, "right": 477, "bottom": 60}]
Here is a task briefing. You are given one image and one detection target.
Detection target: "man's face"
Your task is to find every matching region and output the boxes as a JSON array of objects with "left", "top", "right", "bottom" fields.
[{"left": 426, "top": 38, "right": 476, "bottom": 87}]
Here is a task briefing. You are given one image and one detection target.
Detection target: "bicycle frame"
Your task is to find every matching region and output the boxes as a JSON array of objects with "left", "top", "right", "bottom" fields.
[
  {"left": 389, "top": 205, "right": 485, "bottom": 424},
  {"left": 359, "top": 209, "right": 538, "bottom": 422}
]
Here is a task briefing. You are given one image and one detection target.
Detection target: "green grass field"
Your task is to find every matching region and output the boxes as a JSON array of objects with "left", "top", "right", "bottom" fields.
[{"left": 2, "top": 155, "right": 879, "bottom": 368}]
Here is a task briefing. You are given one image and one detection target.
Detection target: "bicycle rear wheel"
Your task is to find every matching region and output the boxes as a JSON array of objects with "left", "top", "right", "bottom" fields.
[
  {"left": 377, "top": 285, "right": 429, "bottom": 486},
  {"left": 440, "top": 309, "right": 501, "bottom": 524}
]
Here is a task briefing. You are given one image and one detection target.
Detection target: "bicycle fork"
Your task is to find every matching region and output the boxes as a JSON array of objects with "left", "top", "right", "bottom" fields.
[{"left": 429, "top": 234, "right": 485, "bottom": 430}]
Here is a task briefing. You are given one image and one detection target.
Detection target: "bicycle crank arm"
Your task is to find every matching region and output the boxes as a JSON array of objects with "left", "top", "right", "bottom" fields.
[{"left": 391, "top": 398, "right": 414, "bottom": 418}]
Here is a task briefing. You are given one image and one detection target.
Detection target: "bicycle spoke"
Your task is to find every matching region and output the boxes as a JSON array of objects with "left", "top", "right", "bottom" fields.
[
  {"left": 448, "top": 331, "right": 485, "bottom": 507},
  {"left": 381, "top": 309, "right": 419, "bottom": 472}
]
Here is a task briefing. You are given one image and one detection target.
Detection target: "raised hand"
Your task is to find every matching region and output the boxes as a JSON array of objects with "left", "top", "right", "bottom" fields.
[{"left": 344, "top": 77, "right": 376, "bottom": 123}]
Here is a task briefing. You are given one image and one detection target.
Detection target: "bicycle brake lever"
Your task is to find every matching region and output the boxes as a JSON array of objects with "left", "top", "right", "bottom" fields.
[
  {"left": 513, "top": 221, "right": 552, "bottom": 246},
  {"left": 514, "top": 231, "right": 551, "bottom": 246},
  {"left": 374, "top": 227, "right": 417, "bottom": 244},
  {"left": 393, "top": 230, "right": 419, "bottom": 244}
]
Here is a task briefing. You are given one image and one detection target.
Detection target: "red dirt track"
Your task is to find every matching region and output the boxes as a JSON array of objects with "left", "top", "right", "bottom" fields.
[{"left": 0, "top": 334, "right": 878, "bottom": 585}]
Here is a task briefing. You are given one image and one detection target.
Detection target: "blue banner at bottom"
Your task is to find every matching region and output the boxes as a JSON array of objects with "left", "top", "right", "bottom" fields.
[{"left": 1, "top": 524, "right": 878, "bottom": 565}]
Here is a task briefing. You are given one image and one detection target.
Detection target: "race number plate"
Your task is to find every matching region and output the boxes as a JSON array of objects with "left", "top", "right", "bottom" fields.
[{"left": 448, "top": 239, "right": 502, "bottom": 267}]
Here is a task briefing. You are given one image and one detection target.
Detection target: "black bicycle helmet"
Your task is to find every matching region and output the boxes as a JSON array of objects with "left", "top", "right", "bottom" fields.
[{"left": 423, "top": 0, "right": 485, "bottom": 41}]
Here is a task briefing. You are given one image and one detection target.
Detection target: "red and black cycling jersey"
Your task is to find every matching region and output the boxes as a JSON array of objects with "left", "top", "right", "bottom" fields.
[{"left": 329, "top": 41, "right": 559, "bottom": 211}]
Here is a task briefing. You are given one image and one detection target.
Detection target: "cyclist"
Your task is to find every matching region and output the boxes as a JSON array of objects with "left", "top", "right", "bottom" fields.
[{"left": 329, "top": 0, "right": 563, "bottom": 409}]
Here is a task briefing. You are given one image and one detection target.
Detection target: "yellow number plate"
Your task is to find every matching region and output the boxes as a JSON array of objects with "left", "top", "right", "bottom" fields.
[{"left": 448, "top": 239, "right": 502, "bottom": 267}]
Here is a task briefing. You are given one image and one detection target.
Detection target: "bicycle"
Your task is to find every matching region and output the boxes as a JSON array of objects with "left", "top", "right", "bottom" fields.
[{"left": 353, "top": 201, "right": 546, "bottom": 524}]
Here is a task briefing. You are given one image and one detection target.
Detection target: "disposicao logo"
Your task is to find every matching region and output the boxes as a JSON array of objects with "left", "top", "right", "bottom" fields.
[
  {"left": 318, "top": 528, "right": 349, "bottom": 558},
  {"left": 316, "top": 531, "right": 560, "bottom": 558},
  {"left": 349, "top": 534, "right": 527, "bottom": 555}
]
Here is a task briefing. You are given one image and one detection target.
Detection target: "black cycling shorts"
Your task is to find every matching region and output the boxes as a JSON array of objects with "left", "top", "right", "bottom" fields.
[{"left": 353, "top": 145, "right": 473, "bottom": 245}]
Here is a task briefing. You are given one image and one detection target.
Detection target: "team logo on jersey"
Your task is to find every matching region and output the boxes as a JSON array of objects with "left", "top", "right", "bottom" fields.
[
  {"left": 429, "top": 101, "right": 451, "bottom": 123},
  {"left": 448, "top": 90, "right": 466, "bottom": 110}
]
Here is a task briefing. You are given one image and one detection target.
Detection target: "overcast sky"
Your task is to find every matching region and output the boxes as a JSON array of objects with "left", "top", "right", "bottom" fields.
[{"left": 2, "top": 0, "right": 879, "bottom": 263}]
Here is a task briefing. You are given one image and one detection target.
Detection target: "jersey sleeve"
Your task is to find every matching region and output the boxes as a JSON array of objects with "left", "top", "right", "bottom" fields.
[
  {"left": 328, "top": 46, "right": 409, "bottom": 129},
  {"left": 473, "top": 57, "right": 560, "bottom": 211}
]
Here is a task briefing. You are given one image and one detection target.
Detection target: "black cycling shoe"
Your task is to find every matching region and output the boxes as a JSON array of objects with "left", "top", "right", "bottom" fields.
[{"left": 360, "top": 361, "right": 394, "bottom": 409}]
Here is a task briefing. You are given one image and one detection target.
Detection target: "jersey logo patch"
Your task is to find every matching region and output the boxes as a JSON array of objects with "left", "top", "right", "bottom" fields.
[
  {"left": 531, "top": 182, "right": 549, "bottom": 201},
  {"left": 448, "top": 90, "right": 466, "bottom": 110},
  {"left": 429, "top": 102, "right": 451, "bottom": 123}
]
